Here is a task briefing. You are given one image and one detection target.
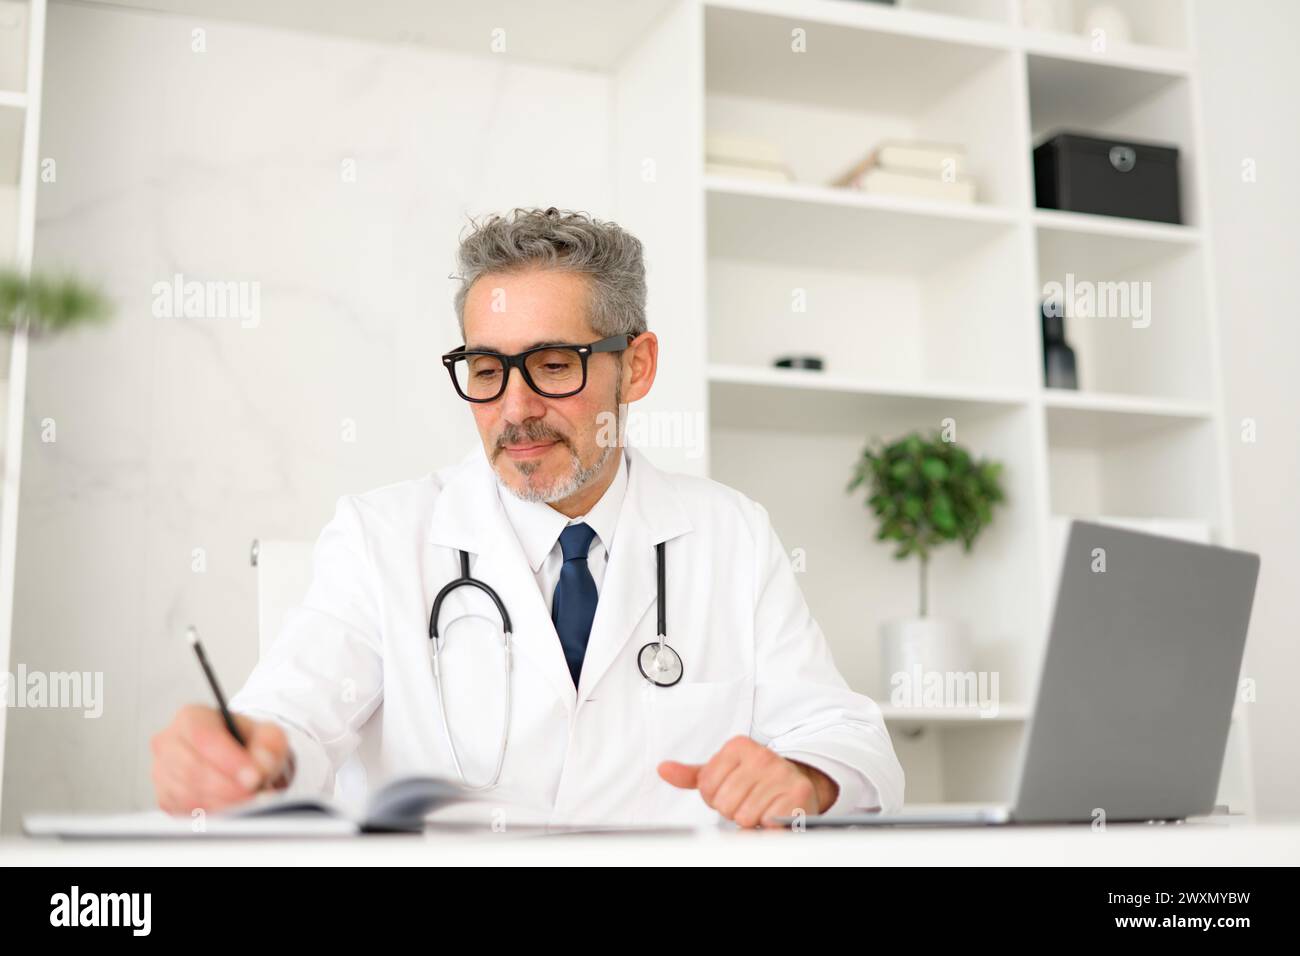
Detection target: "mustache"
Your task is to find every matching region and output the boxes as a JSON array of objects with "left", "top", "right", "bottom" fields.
[{"left": 496, "top": 422, "right": 567, "bottom": 450}]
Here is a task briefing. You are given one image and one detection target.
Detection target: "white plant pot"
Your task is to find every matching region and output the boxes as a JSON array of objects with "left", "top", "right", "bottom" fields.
[{"left": 880, "top": 617, "right": 973, "bottom": 703}]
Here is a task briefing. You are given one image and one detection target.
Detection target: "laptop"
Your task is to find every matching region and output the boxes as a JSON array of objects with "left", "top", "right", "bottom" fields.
[{"left": 784, "top": 520, "right": 1260, "bottom": 827}]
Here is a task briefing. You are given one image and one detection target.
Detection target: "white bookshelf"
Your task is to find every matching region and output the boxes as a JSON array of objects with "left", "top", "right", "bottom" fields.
[
  {"left": 27, "top": 0, "right": 1249, "bottom": 814},
  {"left": 696, "top": 0, "right": 1242, "bottom": 816},
  {"left": 695, "top": 0, "right": 1247, "bottom": 811},
  {"left": 0, "top": 0, "right": 45, "bottom": 828}
]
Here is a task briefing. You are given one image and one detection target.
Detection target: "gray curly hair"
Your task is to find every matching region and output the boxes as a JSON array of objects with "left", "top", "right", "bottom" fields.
[{"left": 452, "top": 206, "right": 647, "bottom": 341}]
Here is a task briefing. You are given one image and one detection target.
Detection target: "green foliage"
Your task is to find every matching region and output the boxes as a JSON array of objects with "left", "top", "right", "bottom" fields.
[
  {"left": 0, "top": 269, "right": 113, "bottom": 337},
  {"left": 847, "top": 430, "right": 1006, "bottom": 563}
]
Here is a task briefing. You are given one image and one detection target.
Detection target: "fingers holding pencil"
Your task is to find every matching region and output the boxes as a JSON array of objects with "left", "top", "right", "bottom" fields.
[{"left": 150, "top": 626, "right": 295, "bottom": 815}]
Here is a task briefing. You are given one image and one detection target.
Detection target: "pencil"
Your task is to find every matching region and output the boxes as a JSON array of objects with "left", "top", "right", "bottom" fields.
[{"left": 185, "top": 625, "right": 247, "bottom": 748}]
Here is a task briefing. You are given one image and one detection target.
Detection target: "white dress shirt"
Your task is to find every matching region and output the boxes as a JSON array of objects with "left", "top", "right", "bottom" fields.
[
  {"left": 493, "top": 444, "right": 872, "bottom": 815},
  {"left": 496, "top": 445, "right": 629, "bottom": 614}
]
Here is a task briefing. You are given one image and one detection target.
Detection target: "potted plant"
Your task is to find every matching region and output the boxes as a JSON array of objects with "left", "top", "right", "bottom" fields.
[
  {"left": 848, "top": 430, "right": 1006, "bottom": 701},
  {"left": 0, "top": 269, "right": 112, "bottom": 337}
]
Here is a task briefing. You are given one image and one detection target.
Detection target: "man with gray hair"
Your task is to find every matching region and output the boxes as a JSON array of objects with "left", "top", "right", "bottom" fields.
[{"left": 151, "top": 206, "right": 904, "bottom": 828}]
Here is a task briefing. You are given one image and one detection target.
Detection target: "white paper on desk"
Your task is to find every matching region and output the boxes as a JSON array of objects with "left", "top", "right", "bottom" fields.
[
  {"left": 22, "top": 809, "right": 357, "bottom": 839},
  {"left": 24, "top": 774, "right": 479, "bottom": 838}
]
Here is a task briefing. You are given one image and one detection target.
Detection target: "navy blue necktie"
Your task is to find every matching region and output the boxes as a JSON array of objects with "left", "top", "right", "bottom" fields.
[{"left": 552, "top": 523, "right": 599, "bottom": 688}]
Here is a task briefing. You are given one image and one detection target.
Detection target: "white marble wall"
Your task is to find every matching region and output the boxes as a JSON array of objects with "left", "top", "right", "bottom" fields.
[{"left": 2, "top": 1, "right": 617, "bottom": 829}]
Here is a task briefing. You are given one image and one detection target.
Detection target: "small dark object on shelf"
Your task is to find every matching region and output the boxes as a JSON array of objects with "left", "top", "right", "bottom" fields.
[
  {"left": 1034, "top": 131, "right": 1182, "bottom": 224},
  {"left": 773, "top": 355, "right": 824, "bottom": 370},
  {"left": 1041, "top": 299, "right": 1078, "bottom": 390}
]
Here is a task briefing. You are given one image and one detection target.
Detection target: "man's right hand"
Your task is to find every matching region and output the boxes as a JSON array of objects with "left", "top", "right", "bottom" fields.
[{"left": 150, "top": 705, "right": 293, "bottom": 815}]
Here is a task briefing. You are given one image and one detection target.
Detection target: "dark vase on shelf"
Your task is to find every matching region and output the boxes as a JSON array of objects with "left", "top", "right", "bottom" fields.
[{"left": 1041, "top": 299, "right": 1078, "bottom": 390}]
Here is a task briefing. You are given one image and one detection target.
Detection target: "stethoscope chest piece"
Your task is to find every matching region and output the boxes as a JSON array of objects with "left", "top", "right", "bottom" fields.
[{"left": 637, "top": 641, "right": 683, "bottom": 687}]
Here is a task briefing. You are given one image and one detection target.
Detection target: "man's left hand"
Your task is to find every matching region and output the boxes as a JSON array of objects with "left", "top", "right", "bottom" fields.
[{"left": 658, "top": 736, "right": 838, "bottom": 828}]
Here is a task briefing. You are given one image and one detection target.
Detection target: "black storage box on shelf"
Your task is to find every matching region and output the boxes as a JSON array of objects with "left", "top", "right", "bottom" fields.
[{"left": 1033, "top": 132, "right": 1182, "bottom": 224}]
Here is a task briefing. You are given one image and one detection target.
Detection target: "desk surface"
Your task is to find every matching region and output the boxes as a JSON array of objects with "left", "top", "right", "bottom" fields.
[{"left": 4, "top": 818, "right": 1299, "bottom": 865}]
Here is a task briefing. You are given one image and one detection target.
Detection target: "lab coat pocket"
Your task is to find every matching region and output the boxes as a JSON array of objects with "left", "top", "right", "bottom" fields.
[{"left": 648, "top": 676, "right": 754, "bottom": 767}]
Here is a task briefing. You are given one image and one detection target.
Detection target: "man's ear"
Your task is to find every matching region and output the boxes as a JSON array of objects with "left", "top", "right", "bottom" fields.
[{"left": 622, "top": 332, "right": 658, "bottom": 403}]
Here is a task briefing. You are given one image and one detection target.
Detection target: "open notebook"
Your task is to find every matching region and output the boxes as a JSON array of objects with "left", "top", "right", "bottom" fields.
[{"left": 23, "top": 775, "right": 479, "bottom": 838}]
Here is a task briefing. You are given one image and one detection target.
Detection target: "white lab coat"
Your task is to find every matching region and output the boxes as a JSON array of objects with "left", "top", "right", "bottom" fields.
[{"left": 230, "top": 443, "right": 904, "bottom": 826}]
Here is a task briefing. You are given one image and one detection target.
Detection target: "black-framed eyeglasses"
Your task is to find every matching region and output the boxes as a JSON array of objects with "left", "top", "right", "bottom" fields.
[{"left": 441, "top": 334, "right": 633, "bottom": 403}]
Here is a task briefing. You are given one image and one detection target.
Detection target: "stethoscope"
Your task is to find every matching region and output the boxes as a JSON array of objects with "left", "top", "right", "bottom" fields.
[{"left": 427, "top": 541, "right": 683, "bottom": 790}]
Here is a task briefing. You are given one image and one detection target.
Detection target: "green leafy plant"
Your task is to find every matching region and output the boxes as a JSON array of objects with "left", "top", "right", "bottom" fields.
[
  {"left": 0, "top": 269, "right": 113, "bottom": 338},
  {"left": 847, "top": 430, "right": 1006, "bottom": 617}
]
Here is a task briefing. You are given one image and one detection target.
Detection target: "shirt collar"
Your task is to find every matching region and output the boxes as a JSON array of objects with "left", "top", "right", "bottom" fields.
[{"left": 496, "top": 446, "right": 630, "bottom": 572}]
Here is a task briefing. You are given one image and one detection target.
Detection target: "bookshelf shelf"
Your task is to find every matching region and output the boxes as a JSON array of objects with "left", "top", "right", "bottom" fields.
[
  {"left": 711, "top": 363, "right": 1029, "bottom": 405},
  {"left": 708, "top": 174, "right": 1019, "bottom": 227},
  {"left": 709, "top": 365, "right": 1030, "bottom": 436},
  {"left": 706, "top": 175, "right": 1019, "bottom": 272},
  {"left": 1019, "top": 30, "right": 1193, "bottom": 77},
  {"left": 1043, "top": 387, "right": 1212, "bottom": 419},
  {"left": 1032, "top": 207, "right": 1199, "bottom": 245},
  {"left": 705, "top": 0, "right": 1019, "bottom": 53}
]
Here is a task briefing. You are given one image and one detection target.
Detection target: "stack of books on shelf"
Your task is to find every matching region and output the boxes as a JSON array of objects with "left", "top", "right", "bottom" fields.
[
  {"left": 704, "top": 131, "right": 793, "bottom": 183},
  {"left": 832, "top": 141, "right": 976, "bottom": 203}
]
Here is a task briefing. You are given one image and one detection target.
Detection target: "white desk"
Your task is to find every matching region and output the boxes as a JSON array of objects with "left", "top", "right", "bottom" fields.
[{"left": 3, "top": 818, "right": 1299, "bottom": 865}]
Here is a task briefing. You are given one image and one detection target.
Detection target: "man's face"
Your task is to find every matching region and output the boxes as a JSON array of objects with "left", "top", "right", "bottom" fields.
[{"left": 460, "top": 268, "right": 625, "bottom": 504}]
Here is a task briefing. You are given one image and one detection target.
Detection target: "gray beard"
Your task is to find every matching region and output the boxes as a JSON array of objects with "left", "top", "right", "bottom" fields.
[
  {"left": 498, "top": 438, "right": 617, "bottom": 505},
  {"left": 497, "top": 377, "right": 625, "bottom": 505}
]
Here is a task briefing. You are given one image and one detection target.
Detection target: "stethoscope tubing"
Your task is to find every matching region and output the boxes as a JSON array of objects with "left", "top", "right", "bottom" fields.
[{"left": 427, "top": 541, "right": 681, "bottom": 790}]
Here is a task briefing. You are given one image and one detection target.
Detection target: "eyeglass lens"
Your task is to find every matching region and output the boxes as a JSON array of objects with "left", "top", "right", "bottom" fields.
[{"left": 452, "top": 347, "right": 584, "bottom": 400}]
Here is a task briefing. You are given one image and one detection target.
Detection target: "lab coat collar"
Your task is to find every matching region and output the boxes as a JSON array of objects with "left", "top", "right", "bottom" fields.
[{"left": 427, "top": 441, "right": 693, "bottom": 708}]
